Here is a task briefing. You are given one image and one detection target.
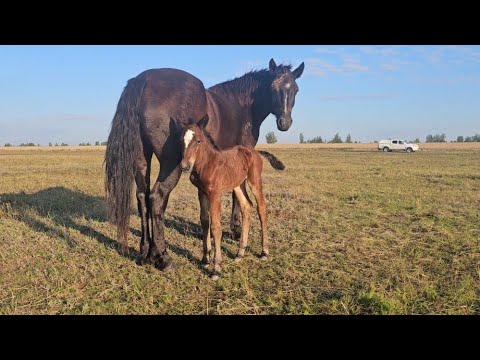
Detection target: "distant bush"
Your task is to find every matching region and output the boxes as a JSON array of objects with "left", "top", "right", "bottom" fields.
[
  {"left": 61, "top": 143, "right": 68, "bottom": 146},
  {"left": 426, "top": 134, "right": 446, "bottom": 143},
  {"left": 4, "top": 143, "right": 12, "bottom": 147},
  {"left": 306, "top": 136, "right": 323, "bottom": 143},
  {"left": 101, "top": 141, "right": 108, "bottom": 146},
  {"left": 345, "top": 134, "right": 352, "bottom": 143},
  {"left": 329, "top": 133, "right": 343, "bottom": 143},
  {"left": 95, "top": 141, "right": 100, "bottom": 146},
  {"left": 265, "top": 132, "right": 278, "bottom": 144},
  {"left": 20, "top": 142, "right": 36, "bottom": 147}
]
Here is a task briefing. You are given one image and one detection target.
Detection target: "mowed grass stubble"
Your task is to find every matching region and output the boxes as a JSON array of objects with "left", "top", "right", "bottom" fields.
[{"left": 0, "top": 143, "right": 479, "bottom": 314}]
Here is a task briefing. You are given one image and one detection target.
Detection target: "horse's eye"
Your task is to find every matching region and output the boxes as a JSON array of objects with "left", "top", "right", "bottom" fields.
[{"left": 197, "top": 140, "right": 201, "bottom": 144}]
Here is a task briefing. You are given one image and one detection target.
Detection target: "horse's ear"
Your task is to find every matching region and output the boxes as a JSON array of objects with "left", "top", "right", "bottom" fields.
[
  {"left": 269, "top": 58, "right": 277, "bottom": 72},
  {"left": 197, "top": 114, "right": 209, "bottom": 129},
  {"left": 292, "top": 62, "right": 305, "bottom": 79}
]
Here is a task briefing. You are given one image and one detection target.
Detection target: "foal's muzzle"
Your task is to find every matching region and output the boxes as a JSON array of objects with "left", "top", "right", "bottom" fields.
[{"left": 180, "top": 162, "right": 190, "bottom": 172}]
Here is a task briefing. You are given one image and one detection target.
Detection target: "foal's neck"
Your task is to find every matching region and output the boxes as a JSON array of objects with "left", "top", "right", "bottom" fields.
[{"left": 193, "top": 135, "right": 220, "bottom": 174}]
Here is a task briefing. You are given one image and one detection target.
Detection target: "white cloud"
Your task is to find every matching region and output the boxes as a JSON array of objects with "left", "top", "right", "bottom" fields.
[
  {"left": 359, "top": 46, "right": 398, "bottom": 56},
  {"left": 380, "top": 63, "right": 397, "bottom": 71},
  {"left": 319, "top": 93, "right": 396, "bottom": 102},
  {"left": 306, "top": 57, "right": 368, "bottom": 76},
  {"left": 313, "top": 47, "right": 347, "bottom": 55},
  {"left": 413, "top": 45, "right": 480, "bottom": 65}
]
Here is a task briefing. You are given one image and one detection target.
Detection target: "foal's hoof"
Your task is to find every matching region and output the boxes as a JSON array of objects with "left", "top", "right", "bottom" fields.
[
  {"left": 260, "top": 252, "right": 269, "bottom": 261},
  {"left": 210, "top": 270, "right": 221, "bottom": 281},
  {"left": 154, "top": 254, "right": 173, "bottom": 271},
  {"left": 201, "top": 261, "right": 210, "bottom": 269},
  {"left": 234, "top": 256, "right": 243, "bottom": 263}
]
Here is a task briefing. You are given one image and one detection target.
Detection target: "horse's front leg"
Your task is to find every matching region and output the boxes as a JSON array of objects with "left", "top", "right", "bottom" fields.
[
  {"left": 230, "top": 181, "right": 246, "bottom": 241},
  {"left": 209, "top": 192, "right": 223, "bottom": 280}
]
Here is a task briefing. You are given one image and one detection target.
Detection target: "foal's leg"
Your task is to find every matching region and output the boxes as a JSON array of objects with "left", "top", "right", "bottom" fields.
[
  {"left": 198, "top": 189, "right": 211, "bottom": 267},
  {"left": 135, "top": 148, "right": 153, "bottom": 264},
  {"left": 149, "top": 154, "right": 182, "bottom": 271},
  {"left": 230, "top": 181, "right": 247, "bottom": 241},
  {"left": 209, "top": 192, "right": 223, "bottom": 280},
  {"left": 233, "top": 186, "right": 252, "bottom": 262},
  {"left": 248, "top": 172, "right": 269, "bottom": 260}
]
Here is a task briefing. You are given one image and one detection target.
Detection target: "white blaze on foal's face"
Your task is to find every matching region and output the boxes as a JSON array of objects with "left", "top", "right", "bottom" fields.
[
  {"left": 184, "top": 129, "right": 195, "bottom": 149},
  {"left": 182, "top": 129, "right": 196, "bottom": 169}
]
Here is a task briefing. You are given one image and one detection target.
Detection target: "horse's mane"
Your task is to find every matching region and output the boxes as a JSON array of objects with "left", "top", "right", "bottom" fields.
[{"left": 209, "top": 64, "right": 292, "bottom": 106}]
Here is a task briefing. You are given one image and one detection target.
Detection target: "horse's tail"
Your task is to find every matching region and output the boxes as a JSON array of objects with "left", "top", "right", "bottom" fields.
[
  {"left": 104, "top": 76, "right": 147, "bottom": 248},
  {"left": 258, "top": 150, "right": 285, "bottom": 170}
]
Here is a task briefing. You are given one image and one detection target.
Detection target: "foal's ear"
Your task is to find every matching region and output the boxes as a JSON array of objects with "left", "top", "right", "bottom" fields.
[
  {"left": 269, "top": 58, "right": 277, "bottom": 72},
  {"left": 292, "top": 62, "right": 305, "bottom": 79},
  {"left": 197, "top": 114, "right": 209, "bottom": 129}
]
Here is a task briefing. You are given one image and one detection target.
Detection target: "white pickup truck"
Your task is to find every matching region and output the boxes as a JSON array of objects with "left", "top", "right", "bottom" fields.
[{"left": 378, "top": 139, "right": 419, "bottom": 153}]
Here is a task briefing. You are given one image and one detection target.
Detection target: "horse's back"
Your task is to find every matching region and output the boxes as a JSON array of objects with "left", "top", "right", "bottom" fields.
[{"left": 137, "top": 68, "right": 208, "bottom": 122}]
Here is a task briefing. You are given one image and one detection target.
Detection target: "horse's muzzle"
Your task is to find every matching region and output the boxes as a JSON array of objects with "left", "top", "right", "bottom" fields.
[{"left": 277, "top": 115, "right": 292, "bottom": 131}]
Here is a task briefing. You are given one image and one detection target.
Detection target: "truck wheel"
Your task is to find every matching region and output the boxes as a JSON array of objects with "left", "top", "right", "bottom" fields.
[
  {"left": 383, "top": 147, "right": 390, "bottom": 152},
  {"left": 406, "top": 147, "right": 413, "bottom": 153}
]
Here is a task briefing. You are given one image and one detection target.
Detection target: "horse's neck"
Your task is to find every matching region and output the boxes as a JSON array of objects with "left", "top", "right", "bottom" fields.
[{"left": 209, "top": 74, "right": 272, "bottom": 130}]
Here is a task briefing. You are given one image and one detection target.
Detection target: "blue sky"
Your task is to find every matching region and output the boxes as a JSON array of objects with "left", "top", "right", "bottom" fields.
[{"left": 1, "top": 45, "right": 479, "bottom": 145}]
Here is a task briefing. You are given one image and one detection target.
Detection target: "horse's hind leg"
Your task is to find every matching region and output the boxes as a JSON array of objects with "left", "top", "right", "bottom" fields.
[
  {"left": 230, "top": 182, "right": 246, "bottom": 241},
  {"left": 198, "top": 189, "right": 211, "bottom": 267},
  {"left": 248, "top": 171, "right": 268, "bottom": 260},
  {"left": 149, "top": 154, "right": 182, "bottom": 271},
  {"left": 135, "top": 146, "right": 153, "bottom": 265},
  {"left": 233, "top": 186, "right": 252, "bottom": 262}
]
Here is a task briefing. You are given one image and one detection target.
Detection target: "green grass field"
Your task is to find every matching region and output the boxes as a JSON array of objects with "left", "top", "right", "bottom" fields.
[{"left": 1, "top": 144, "right": 479, "bottom": 314}]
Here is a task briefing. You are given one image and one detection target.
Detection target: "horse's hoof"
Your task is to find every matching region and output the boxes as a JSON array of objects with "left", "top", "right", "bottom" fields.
[
  {"left": 201, "top": 261, "right": 210, "bottom": 269},
  {"left": 234, "top": 256, "right": 243, "bottom": 263},
  {"left": 136, "top": 256, "right": 151, "bottom": 266},
  {"left": 231, "top": 227, "right": 242, "bottom": 241},
  {"left": 260, "top": 252, "right": 269, "bottom": 261},
  {"left": 154, "top": 254, "right": 173, "bottom": 271}
]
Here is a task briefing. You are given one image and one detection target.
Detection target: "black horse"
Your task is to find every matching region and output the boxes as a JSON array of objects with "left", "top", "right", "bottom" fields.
[{"left": 105, "top": 58, "right": 304, "bottom": 270}]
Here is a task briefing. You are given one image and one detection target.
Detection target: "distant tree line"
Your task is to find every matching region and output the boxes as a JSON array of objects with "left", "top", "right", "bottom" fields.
[
  {"left": 456, "top": 134, "right": 480, "bottom": 142},
  {"left": 4, "top": 140, "right": 108, "bottom": 147},
  {"left": 425, "top": 134, "right": 447, "bottom": 143},
  {"left": 425, "top": 133, "right": 480, "bottom": 143},
  {"left": 299, "top": 133, "right": 358, "bottom": 144}
]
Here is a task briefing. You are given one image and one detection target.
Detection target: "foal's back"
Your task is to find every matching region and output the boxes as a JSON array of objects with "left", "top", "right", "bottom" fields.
[{"left": 209, "top": 145, "right": 263, "bottom": 192}]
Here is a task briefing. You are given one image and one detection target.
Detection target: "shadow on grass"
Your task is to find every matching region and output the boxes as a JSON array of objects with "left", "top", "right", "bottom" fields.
[
  {"left": 0, "top": 187, "right": 139, "bottom": 261},
  {"left": 0, "top": 186, "right": 235, "bottom": 268}
]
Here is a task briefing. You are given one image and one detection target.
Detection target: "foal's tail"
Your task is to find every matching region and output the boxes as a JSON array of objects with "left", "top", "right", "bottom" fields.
[
  {"left": 104, "top": 75, "right": 147, "bottom": 247},
  {"left": 258, "top": 150, "right": 285, "bottom": 170}
]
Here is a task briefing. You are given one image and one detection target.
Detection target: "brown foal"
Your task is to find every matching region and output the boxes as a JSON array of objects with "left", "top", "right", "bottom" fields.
[{"left": 180, "top": 115, "right": 268, "bottom": 280}]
